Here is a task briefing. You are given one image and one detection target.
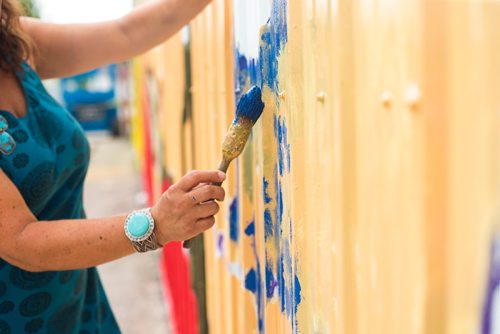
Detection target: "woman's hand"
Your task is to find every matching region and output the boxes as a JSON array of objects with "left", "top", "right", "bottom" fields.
[{"left": 151, "top": 170, "right": 226, "bottom": 245}]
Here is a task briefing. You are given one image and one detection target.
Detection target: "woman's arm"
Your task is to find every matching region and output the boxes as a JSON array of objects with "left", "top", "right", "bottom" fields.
[
  {"left": 21, "top": 0, "right": 211, "bottom": 79},
  {"left": 0, "top": 169, "right": 225, "bottom": 272}
]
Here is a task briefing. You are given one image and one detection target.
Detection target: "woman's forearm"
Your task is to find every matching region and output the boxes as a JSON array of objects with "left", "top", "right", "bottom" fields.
[
  {"left": 5, "top": 214, "right": 135, "bottom": 272},
  {"left": 0, "top": 170, "right": 225, "bottom": 273}
]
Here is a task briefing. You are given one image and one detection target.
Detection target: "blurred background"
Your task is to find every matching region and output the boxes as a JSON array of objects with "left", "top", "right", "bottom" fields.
[{"left": 24, "top": 0, "right": 500, "bottom": 334}]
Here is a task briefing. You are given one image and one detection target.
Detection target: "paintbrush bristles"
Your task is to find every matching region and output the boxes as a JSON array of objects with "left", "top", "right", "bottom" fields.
[
  {"left": 221, "top": 86, "right": 265, "bottom": 163},
  {"left": 235, "top": 86, "right": 265, "bottom": 123}
]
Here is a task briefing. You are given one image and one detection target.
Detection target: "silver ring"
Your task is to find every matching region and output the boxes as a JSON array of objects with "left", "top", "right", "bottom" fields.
[{"left": 192, "top": 195, "right": 197, "bottom": 202}]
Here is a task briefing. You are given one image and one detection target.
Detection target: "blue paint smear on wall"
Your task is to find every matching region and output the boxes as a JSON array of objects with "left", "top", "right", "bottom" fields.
[
  {"left": 263, "top": 177, "right": 273, "bottom": 204},
  {"left": 245, "top": 220, "right": 256, "bottom": 237},
  {"left": 229, "top": 198, "right": 239, "bottom": 242},
  {"left": 482, "top": 233, "right": 500, "bottom": 334},
  {"left": 244, "top": 220, "right": 265, "bottom": 331},
  {"left": 264, "top": 178, "right": 274, "bottom": 241},
  {"left": 277, "top": 235, "right": 302, "bottom": 323},
  {"left": 245, "top": 268, "right": 258, "bottom": 293},
  {"left": 235, "top": 0, "right": 302, "bottom": 331},
  {"left": 274, "top": 115, "right": 291, "bottom": 176},
  {"left": 264, "top": 209, "right": 274, "bottom": 241},
  {"left": 259, "top": 0, "right": 288, "bottom": 93}
]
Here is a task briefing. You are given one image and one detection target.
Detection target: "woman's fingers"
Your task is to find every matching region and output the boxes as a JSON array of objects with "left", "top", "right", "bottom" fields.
[
  {"left": 188, "top": 184, "right": 225, "bottom": 204},
  {"left": 192, "top": 201, "right": 220, "bottom": 219},
  {"left": 176, "top": 170, "right": 226, "bottom": 192},
  {"left": 196, "top": 216, "right": 216, "bottom": 232}
]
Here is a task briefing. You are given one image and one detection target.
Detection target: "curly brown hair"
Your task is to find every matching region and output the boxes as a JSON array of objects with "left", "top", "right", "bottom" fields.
[{"left": 0, "top": 0, "right": 33, "bottom": 73}]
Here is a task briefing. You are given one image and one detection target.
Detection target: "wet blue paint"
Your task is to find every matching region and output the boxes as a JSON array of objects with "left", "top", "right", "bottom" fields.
[
  {"left": 235, "top": 51, "right": 262, "bottom": 101},
  {"left": 229, "top": 198, "right": 239, "bottom": 242},
  {"left": 258, "top": 1, "right": 288, "bottom": 93},
  {"left": 271, "top": 0, "right": 288, "bottom": 50},
  {"left": 263, "top": 177, "right": 273, "bottom": 204},
  {"left": 264, "top": 177, "right": 274, "bottom": 241},
  {"left": 274, "top": 115, "right": 291, "bottom": 176},
  {"left": 235, "top": 86, "right": 265, "bottom": 124},
  {"left": 245, "top": 268, "right": 258, "bottom": 294},
  {"left": 264, "top": 209, "right": 274, "bottom": 241},
  {"left": 277, "top": 239, "right": 301, "bottom": 323},
  {"left": 275, "top": 168, "right": 284, "bottom": 238},
  {"left": 234, "top": 0, "right": 302, "bottom": 330},
  {"left": 243, "top": 219, "right": 265, "bottom": 331},
  {"left": 482, "top": 233, "right": 500, "bottom": 334},
  {"left": 244, "top": 220, "right": 255, "bottom": 236}
]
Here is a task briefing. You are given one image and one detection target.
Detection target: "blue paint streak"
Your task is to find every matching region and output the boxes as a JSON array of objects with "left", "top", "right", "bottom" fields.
[
  {"left": 245, "top": 268, "right": 258, "bottom": 294},
  {"left": 244, "top": 220, "right": 255, "bottom": 236},
  {"left": 264, "top": 209, "right": 274, "bottom": 241},
  {"left": 243, "top": 219, "right": 265, "bottom": 331},
  {"left": 264, "top": 177, "right": 274, "bottom": 241},
  {"left": 263, "top": 178, "right": 272, "bottom": 204},
  {"left": 234, "top": 0, "right": 302, "bottom": 330},
  {"left": 277, "top": 239, "right": 302, "bottom": 321},
  {"left": 229, "top": 198, "right": 239, "bottom": 242},
  {"left": 275, "top": 168, "right": 284, "bottom": 237},
  {"left": 274, "top": 115, "right": 291, "bottom": 177},
  {"left": 294, "top": 273, "right": 302, "bottom": 315}
]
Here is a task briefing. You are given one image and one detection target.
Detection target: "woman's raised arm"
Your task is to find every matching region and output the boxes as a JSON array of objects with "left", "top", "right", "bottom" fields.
[{"left": 21, "top": 0, "right": 211, "bottom": 79}]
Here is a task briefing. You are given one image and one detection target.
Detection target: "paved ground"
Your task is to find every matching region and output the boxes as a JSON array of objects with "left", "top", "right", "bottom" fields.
[{"left": 83, "top": 133, "right": 170, "bottom": 334}]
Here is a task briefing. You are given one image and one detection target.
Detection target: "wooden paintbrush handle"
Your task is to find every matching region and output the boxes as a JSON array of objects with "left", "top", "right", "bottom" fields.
[{"left": 183, "top": 159, "right": 231, "bottom": 249}]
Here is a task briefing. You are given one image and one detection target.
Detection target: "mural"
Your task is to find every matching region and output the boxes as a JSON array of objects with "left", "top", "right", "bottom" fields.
[{"left": 133, "top": 0, "right": 500, "bottom": 333}]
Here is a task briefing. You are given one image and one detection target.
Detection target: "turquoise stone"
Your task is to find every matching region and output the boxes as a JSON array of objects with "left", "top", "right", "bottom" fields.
[
  {"left": 0, "top": 133, "right": 9, "bottom": 144},
  {"left": 0, "top": 118, "right": 7, "bottom": 131},
  {"left": 0, "top": 132, "right": 15, "bottom": 154},
  {"left": 127, "top": 214, "right": 150, "bottom": 237}
]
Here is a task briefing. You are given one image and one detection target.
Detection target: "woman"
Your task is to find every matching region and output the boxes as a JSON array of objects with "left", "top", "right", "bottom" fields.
[{"left": 0, "top": 0, "right": 223, "bottom": 332}]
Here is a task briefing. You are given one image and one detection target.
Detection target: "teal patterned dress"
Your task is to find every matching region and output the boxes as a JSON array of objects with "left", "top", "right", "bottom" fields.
[{"left": 0, "top": 63, "right": 120, "bottom": 333}]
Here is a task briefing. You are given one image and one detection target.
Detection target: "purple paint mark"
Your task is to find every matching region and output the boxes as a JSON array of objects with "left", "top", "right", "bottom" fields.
[
  {"left": 217, "top": 233, "right": 224, "bottom": 254},
  {"left": 482, "top": 233, "right": 500, "bottom": 334},
  {"left": 265, "top": 259, "right": 278, "bottom": 298},
  {"left": 229, "top": 198, "right": 239, "bottom": 243}
]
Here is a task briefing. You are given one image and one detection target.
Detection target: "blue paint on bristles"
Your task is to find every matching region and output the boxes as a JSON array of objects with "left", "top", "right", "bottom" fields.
[{"left": 235, "top": 86, "right": 265, "bottom": 124}]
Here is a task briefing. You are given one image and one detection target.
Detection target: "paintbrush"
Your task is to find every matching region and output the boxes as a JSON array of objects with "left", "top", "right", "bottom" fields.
[{"left": 183, "top": 86, "right": 265, "bottom": 249}]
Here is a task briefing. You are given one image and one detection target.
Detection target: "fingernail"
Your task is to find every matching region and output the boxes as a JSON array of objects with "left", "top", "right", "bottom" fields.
[{"left": 218, "top": 171, "right": 226, "bottom": 180}]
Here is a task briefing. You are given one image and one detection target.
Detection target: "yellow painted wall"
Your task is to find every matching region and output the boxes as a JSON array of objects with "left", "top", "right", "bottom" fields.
[
  {"left": 186, "top": 1, "right": 500, "bottom": 334},
  {"left": 137, "top": 0, "right": 500, "bottom": 333}
]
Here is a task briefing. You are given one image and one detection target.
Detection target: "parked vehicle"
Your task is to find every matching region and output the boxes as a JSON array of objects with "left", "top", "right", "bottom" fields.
[{"left": 61, "top": 64, "right": 120, "bottom": 136}]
